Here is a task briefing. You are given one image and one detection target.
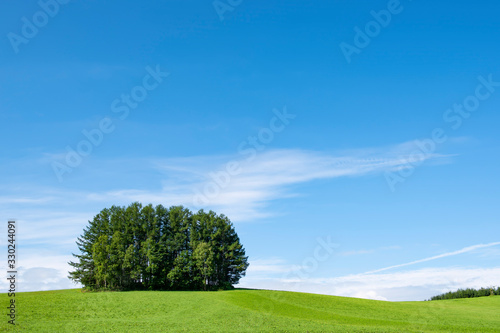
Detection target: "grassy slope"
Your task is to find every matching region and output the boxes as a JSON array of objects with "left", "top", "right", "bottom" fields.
[{"left": 1, "top": 289, "right": 499, "bottom": 332}]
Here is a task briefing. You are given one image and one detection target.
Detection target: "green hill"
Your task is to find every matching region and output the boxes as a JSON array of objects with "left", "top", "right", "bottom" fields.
[{"left": 2, "top": 289, "right": 499, "bottom": 332}]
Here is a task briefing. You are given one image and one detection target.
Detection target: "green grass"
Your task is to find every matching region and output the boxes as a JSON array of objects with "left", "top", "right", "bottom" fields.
[{"left": 1, "top": 289, "right": 500, "bottom": 332}]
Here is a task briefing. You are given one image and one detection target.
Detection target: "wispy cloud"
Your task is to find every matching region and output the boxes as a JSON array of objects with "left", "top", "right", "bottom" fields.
[
  {"left": 339, "top": 249, "right": 375, "bottom": 256},
  {"left": 246, "top": 258, "right": 298, "bottom": 275},
  {"left": 0, "top": 196, "right": 54, "bottom": 205},
  {"left": 364, "top": 241, "right": 500, "bottom": 274},
  {"left": 86, "top": 141, "right": 452, "bottom": 222}
]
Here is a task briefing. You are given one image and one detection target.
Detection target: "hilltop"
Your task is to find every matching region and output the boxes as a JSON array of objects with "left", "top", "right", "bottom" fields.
[{"left": 2, "top": 289, "right": 499, "bottom": 332}]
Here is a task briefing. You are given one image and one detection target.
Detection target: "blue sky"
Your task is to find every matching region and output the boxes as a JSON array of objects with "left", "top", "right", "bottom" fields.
[{"left": 1, "top": 0, "right": 500, "bottom": 301}]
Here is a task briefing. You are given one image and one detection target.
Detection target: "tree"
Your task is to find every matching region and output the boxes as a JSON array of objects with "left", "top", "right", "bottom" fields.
[
  {"left": 68, "top": 208, "right": 111, "bottom": 290},
  {"left": 193, "top": 242, "right": 214, "bottom": 290},
  {"left": 69, "top": 203, "right": 249, "bottom": 291},
  {"left": 92, "top": 234, "right": 110, "bottom": 289},
  {"left": 429, "top": 287, "right": 500, "bottom": 300}
]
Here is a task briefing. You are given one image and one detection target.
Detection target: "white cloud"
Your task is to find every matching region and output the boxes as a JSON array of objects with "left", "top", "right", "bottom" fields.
[
  {"left": 0, "top": 211, "right": 91, "bottom": 247},
  {"left": 352, "top": 290, "right": 388, "bottom": 301},
  {"left": 239, "top": 266, "right": 500, "bottom": 301},
  {"left": 246, "top": 258, "right": 297, "bottom": 275},
  {"left": 240, "top": 242, "right": 500, "bottom": 301},
  {"left": 85, "top": 142, "right": 451, "bottom": 222},
  {"left": 1, "top": 253, "right": 80, "bottom": 292},
  {"left": 365, "top": 241, "right": 500, "bottom": 274},
  {"left": 0, "top": 196, "right": 54, "bottom": 204}
]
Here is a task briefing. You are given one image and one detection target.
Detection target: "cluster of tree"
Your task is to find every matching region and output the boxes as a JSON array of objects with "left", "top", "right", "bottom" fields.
[
  {"left": 429, "top": 287, "right": 500, "bottom": 301},
  {"left": 69, "top": 203, "right": 249, "bottom": 291}
]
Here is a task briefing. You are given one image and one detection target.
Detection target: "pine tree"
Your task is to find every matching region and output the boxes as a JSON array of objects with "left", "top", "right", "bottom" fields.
[{"left": 69, "top": 203, "right": 249, "bottom": 291}]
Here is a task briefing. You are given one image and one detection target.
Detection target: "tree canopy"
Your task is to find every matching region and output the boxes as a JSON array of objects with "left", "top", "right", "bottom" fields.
[
  {"left": 69, "top": 203, "right": 249, "bottom": 291},
  {"left": 429, "top": 287, "right": 500, "bottom": 301}
]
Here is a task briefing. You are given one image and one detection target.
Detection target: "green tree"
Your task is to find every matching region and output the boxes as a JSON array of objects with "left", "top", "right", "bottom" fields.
[
  {"left": 193, "top": 242, "right": 214, "bottom": 290},
  {"left": 92, "top": 234, "right": 110, "bottom": 289},
  {"left": 69, "top": 203, "right": 249, "bottom": 291}
]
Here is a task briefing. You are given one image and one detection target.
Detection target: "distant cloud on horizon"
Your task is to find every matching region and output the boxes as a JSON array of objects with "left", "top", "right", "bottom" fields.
[
  {"left": 241, "top": 241, "right": 500, "bottom": 301},
  {"left": 240, "top": 266, "right": 500, "bottom": 301}
]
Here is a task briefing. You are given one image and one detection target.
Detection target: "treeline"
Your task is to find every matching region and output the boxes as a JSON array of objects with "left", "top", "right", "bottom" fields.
[
  {"left": 429, "top": 287, "right": 500, "bottom": 301},
  {"left": 69, "top": 203, "right": 249, "bottom": 291}
]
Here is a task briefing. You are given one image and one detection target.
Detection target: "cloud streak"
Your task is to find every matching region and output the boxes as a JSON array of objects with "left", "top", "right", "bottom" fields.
[
  {"left": 87, "top": 141, "right": 452, "bottom": 222},
  {"left": 364, "top": 241, "right": 500, "bottom": 274}
]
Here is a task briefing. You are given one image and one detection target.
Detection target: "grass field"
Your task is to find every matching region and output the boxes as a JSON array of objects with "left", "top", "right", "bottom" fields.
[{"left": 1, "top": 289, "right": 499, "bottom": 332}]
